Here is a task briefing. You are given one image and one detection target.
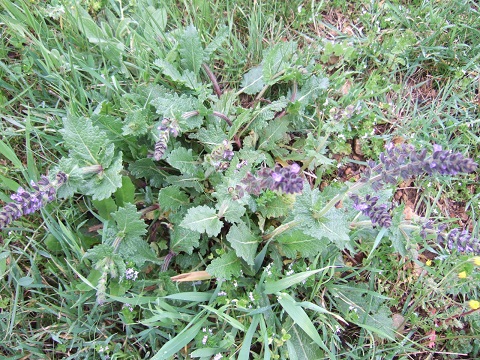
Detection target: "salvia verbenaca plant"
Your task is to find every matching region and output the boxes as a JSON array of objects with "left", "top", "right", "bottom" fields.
[{"left": 0, "top": 172, "right": 67, "bottom": 230}]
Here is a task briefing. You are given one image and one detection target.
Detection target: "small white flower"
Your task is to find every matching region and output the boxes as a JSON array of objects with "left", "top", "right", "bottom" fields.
[
  {"left": 249, "top": 292, "right": 255, "bottom": 302},
  {"left": 202, "top": 335, "right": 208, "bottom": 345},
  {"left": 213, "top": 354, "right": 223, "bottom": 360}
]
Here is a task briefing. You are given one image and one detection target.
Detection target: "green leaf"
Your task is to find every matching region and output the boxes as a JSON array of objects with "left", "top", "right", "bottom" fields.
[
  {"left": 84, "top": 152, "right": 123, "bottom": 201},
  {"left": 206, "top": 251, "right": 242, "bottom": 280},
  {"left": 286, "top": 323, "right": 324, "bottom": 360},
  {"left": 333, "top": 284, "right": 395, "bottom": 339},
  {"left": 258, "top": 117, "right": 290, "bottom": 151},
  {"left": 276, "top": 229, "right": 330, "bottom": 258},
  {"left": 217, "top": 199, "right": 246, "bottom": 224},
  {"left": 226, "top": 222, "right": 259, "bottom": 266},
  {"left": 180, "top": 205, "right": 223, "bottom": 237},
  {"left": 129, "top": 158, "right": 165, "bottom": 188},
  {"left": 151, "top": 314, "right": 208, "bottom": 360},
  {"left": 170, "top": 226, "right": 200, "bottom": 254},
  {"left": 237, "top": 315, "right": 260, "bottom": 360},
  {"left": 167, "top": 147, "right": 197, "bottom": 174},
  {"left": 277, "top": 293, "right": 333, "bottom": 357},
  {"left": 104, "top": 204, "right": 159, "bottom": 266},
  {"left": 149, "top": 87, "right": 202, "bottom": 130},
  {"left": 92, "top": 197, "right": 117, "bottom": 220},
  {"left": 54, "top": 157, "right": 85, "bottom": 198},
  {"left": 122, "top": 108, "right": 150, "bottom": 136},
  {"left": 114, "top": 176, "right": 136, "bottom": 207},
  {"left": 112, "top": 203, "right": 147, "bottom": 241},
  {"left": 264, "top": 269, "right": 323, "bottom": 294},
  {"left": 178, "top": 25, "right": 204, "bottom": 75},
  {"left": 61, "top": 115, "right": 113, "bottom": 166},
  {"left": 158, "top": 186, "right": 190, "bottom": 211},
  {"left": 388, "top": 203, "right": 407, "bottom": 257},
  {"left": 204, "top": 25, "right": 229, "bottom": 57},
  {"left": 293, "top": 185, "right": 352, "bottom": 251},
  {"left": 251, "top": 98, "right": 289, "bottom": 132},
  {"left": 262, "top": 41, "right": 297, "bottom": 83},
  {"left": 240, "top": 65, "right": 264, "bottom": 95},
  {"left": 257, "top": 193, "right": 294, "bottom": 219},
  {"left": 294, "top": 75, "right": 329, "bottom": 107},
  {"left": 154, "top": 59, "right": 204, "bottom": 91}
]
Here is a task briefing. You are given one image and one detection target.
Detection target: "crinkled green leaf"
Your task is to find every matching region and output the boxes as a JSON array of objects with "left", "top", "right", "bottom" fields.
[
  {"left": 293, "top": 75, "right": 329, "bottom": 107},
  {"left": 293, "top": 184, "right": 352, "bottom": 251},
  {"left": 180, "top": 205, "right": 223, "bottom": 237},
  {"left": 251, "top": 98, "right": 289, "bottom": 132},
  {"left": 240, "top": 65, "right": 264, "bottom": 95},
  {"left": 54, "top": 157, "right": 84, "bottom": 198},
  {"left": 189, "top": 123, "right": 227, "bottom": 151},
  {"left": 262, "top": 41, "right": 297, "bottom": 83},
  {"left": 149, "top": 89, "right": 202, "bottom": 130},
  {"left": 158, "top": 186, "right": 190, "bottom": 211},
  {"left": 61, "top": 115, "right": 113, "bottom": 166},
  {"left": 170, "top": 226, "right": 200, "bottom": 255},
  {"left": 226, "top": 222, "right": 259, "bottom": 265},
  {"left": 388, "top": 203, "right": 407, "bottom": 257},
  {"left": 206, "top": 251, "right": 242, "bottom": 280},
  {"left": 277, "top": 229, "right": 330, "bottom": 258},
  {"left": 122, "top": 108, "right": 150, "bottom": 136},
  {"left": 167, "top": 147, "right": 197, "bottom": 175},
  {"left": 217, "top": 199, "right": 246, "bottom": 224},
  {"left": 84, "top": 244, "right": 126, "bottom": 279},
  {"left": 258, "top": 117, "right": 290, "bottom": 151},
  {"left": 107, "top": 204, "right": 159, "bottom": 266},
  {"left": 83, "top": 151, "right": 124, "bottom": 201},
  {"left": 154, "top": 59, "right": 204, "bottom": 91},
  {"left": 129, "top": 158, "right": 165, "bottom": 188},
  {"left": 178, "top": 24, "right": 204, "bottom": 75},
  {"left": 112, "top": 203, "right": 147, "bottom": 241},
  {"left": 257, "top": 193, "right": 295, "bottom": 219}
]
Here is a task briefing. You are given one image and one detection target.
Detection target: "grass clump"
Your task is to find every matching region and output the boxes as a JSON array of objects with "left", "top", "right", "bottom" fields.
[{"left": 1, "top": 0, "right": 479, "bottom": 359}]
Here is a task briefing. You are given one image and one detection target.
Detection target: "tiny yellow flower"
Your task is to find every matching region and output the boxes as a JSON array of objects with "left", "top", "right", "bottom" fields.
[
  {"left": 458, "top": 271, "right": 467, "bottom": 279},
  {"left": 468, "top": 300, "right": 480, "bottom": 310},
  {"left": 471, "top": 257, "right": 480, "bottom": 266},
  {"left": 426, "top": 260, "right": 432, "bottom": 266}
]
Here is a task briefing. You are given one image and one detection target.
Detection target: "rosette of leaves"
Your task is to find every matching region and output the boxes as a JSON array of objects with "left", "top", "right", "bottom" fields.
[{"left": 54, "top": 115, "right": 123, "bottom": 200}]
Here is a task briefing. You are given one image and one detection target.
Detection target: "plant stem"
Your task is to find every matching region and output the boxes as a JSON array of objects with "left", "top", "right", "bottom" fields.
[{"left": 202, "top": 63, "right": 222, "bottom": 98}]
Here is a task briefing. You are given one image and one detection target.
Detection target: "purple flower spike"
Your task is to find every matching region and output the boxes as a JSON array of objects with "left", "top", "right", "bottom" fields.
[
  {"left": 240, "top": 163, "right": 303, "bottom": 195},
  {"left": 350, "top": 194, "right": 392, "bottom": 228},
  {"left": 0, "top": 172, "right": 67, "bottom": 230},
  {"left": 366, "top": 143, "right": 477, "bottom": 190},
  {"left": 437, "top": 228, "right": 480, "bottom": 255}
]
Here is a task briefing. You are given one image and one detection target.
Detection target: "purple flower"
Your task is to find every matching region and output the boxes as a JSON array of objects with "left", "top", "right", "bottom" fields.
[
  {"left": 364, "top": 143, "right": 477, "bottom": 190},
  {"left": 154, "top": 118, "right": 180, "bottom": 161},
  {"left": 438, "top": 228, "right": 479, "bottom": 255},
  {"left": 0, "top": 172, "right": 67, "bottom": 230},
  {"left": 240, "top": 163, "right": 303, "bottom": 195},
  {"left": 350, "top": 194, "right": 392, "bottom": 228}
]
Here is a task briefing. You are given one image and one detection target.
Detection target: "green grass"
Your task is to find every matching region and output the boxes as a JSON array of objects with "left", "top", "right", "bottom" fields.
[{"left": 1, "top": 0, "right": 480, "bottom": 359}]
